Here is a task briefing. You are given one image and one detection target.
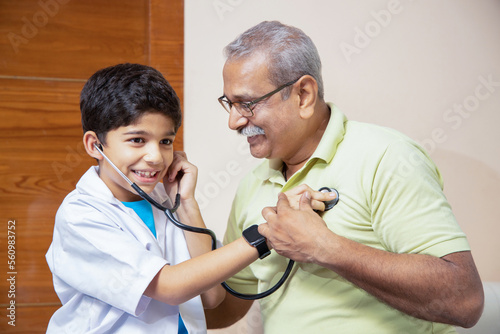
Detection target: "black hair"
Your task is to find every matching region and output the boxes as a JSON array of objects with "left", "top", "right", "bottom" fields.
[{"left": 80, "top": 63, "right": 182, "bottom": 144}]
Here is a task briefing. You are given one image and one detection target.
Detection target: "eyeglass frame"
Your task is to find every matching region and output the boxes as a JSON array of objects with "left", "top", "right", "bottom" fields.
[{"left": 218, "top": 77, "right": 301, "bottom": 117}]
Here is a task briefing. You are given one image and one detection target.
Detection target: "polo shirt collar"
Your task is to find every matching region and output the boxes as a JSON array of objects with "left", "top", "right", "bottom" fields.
[{"left": 253, "top": 103, "right": 347, "bottom": 182}]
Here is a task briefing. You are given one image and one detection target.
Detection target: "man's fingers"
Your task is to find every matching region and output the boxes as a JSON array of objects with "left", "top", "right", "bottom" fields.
[
  {"left": 276, "top": 192, "right": 292, "bottom": 208},
  {"left": 299, "top": 191, "right": 313, "bottom": 210},
  {"left": 262, "top": 206, "right": 277, "bottom": 222},
  {"left": 258, "top": 223, "right": 269, "bottom": 238}
]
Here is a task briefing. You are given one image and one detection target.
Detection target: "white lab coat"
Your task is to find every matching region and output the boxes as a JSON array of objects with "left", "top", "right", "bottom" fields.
[{"left": 46, "top": 166, "right": 206, "bottom": 333}]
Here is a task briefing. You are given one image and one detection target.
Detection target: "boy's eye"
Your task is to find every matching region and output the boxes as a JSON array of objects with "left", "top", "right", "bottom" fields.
[
  {"left": 161, "top": 138, "right": 173, "bottom": 145},
  {"left": 130, "top": 138, "right": 144, "bottom": 144}
]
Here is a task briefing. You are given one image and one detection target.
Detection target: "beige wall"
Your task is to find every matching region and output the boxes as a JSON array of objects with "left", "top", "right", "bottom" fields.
[{"left": 185, "top": 3, "right": 500, "bottom": 331}]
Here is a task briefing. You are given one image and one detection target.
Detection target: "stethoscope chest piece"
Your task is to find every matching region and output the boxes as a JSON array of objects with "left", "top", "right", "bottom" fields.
[{"left": 319, "top": 187, "right": 339, "bottom": 211}]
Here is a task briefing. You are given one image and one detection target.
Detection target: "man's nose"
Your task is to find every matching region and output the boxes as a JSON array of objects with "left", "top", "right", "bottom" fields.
[{"left": 228, "top": 107, "right": 248, "bottom": 131}]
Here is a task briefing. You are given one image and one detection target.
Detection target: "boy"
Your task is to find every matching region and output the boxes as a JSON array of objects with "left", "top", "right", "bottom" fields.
[{"left": 45, "top": 63, "right": 264, "bottom": 333}]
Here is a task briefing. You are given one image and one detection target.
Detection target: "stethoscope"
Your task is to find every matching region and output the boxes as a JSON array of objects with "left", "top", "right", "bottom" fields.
[{"left": 94, "top": 144, "right": 339, "bottom": 300}]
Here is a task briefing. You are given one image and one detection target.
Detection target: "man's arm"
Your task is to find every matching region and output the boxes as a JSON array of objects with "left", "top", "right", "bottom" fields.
[
  {"left": 316, "top": 235, "right": 483, "bottom": 327},
  {"left": 260, "top": 192, "right": 484, "bottom": 328}
]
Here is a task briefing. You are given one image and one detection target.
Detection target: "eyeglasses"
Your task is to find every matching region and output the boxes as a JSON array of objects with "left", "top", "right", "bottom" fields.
[{"left": 218, "top": 77, "right": 300, "bottom": 117}]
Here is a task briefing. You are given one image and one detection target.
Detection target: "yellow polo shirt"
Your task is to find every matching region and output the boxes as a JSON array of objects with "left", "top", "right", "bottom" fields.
[{"left": 224, "top": 104, "right": 467, "bottom": 333}]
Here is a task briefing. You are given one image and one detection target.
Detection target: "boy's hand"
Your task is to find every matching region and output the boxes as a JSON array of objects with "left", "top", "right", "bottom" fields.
[
  {"left": 163, "top": 151, "right": 198, "bottom": 202},
  {"left": 283, "top": 184, "right": 337, "bottom": 212}
]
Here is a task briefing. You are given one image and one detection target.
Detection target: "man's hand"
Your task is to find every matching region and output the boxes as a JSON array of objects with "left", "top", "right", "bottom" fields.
[{"left": 259, "top": 191, "right": 330, "bottom": 263}]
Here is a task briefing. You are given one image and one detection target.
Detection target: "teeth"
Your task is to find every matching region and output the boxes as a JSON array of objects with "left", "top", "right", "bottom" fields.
[{"left": 134, "top": 171, "right": 158, "bottom": 178}]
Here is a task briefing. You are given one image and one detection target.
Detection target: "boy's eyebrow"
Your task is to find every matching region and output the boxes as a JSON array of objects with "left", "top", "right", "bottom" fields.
[{"left": 123, "top": 130, "right": 176, "bottom": 136}]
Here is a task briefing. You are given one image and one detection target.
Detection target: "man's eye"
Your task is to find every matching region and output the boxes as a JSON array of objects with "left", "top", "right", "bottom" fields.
[{"left": 242, "top": 103, "right": 253, "bottom": 111}]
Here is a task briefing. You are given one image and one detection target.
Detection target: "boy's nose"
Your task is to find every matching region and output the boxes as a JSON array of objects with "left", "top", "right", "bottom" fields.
[
  {"left": 228, "top": 107, "right": 249, "bottom": 131},
  {"left": 143, "top": 145, "right": 162, "bottom": 164}
]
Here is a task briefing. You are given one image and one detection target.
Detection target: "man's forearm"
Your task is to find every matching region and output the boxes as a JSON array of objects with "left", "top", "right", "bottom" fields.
[{"left": 315, "top": 232, "right": 484, "bottom": 327}]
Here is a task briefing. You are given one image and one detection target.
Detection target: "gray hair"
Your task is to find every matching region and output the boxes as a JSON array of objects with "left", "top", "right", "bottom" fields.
[{"left": 223, "top": 21, "right": 324, "bottom": 99}]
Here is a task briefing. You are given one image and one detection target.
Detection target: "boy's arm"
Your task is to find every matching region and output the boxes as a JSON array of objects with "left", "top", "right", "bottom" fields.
[
  {"left": 172, "top": 195, "right": 225, "bottom": 308},
  {"left": 144, "top": 236, "right": 259, "bottom": 307},
  {"left": 157, "top": 151, "right": 257, "bottom": 308},
  {"left": 163, "top": 151, "right": 214, "bottom": 259}
]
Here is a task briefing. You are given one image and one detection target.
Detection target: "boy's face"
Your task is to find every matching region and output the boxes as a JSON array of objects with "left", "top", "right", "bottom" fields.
[{"left": 98, "top": 112, "right": 176, "bottom": 202}]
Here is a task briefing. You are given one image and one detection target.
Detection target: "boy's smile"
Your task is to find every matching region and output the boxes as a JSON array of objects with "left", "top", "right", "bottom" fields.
[{"left": 98, "top": 112, "right": 176, "bottom": 202}]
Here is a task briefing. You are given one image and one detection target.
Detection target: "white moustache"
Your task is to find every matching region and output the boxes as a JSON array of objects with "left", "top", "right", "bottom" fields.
[{"left": 239, "top": 126, "right": 265, "bottom": 137}]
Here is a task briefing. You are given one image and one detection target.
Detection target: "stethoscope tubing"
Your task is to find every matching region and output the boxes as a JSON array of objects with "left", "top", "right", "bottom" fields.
[
  {"left": 134, "top": 179, "right": 294, "bottom": 300},
  {"left": 136, "top": 183, "right": 292, "bottom": 299},
  {"left": 94, "top": 144, "right": 337, "bottom": 300}
]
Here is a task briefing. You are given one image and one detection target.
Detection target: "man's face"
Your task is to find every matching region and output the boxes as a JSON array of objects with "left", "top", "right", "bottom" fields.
[
  {"left": 98, "top": 112, "right": 176, "bottom": 202},
  {"left": 222, "top": 54, "right": 300, "bottom": 161}
]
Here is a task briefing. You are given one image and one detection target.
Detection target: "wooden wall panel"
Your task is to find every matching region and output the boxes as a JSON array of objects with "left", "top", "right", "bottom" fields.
[
  {"left": 149, "top": 0, "right": 185, "bottom": 149},
  {"left": 8, "top": 306, "right": 60, "bottom": 334},
  {"left": 0, "top": 78, "right": 89, "bottom": 306},
  {"left": 0, "top": 0, "right": 149, "bottom": 79},
  {"left": 0, "top": 0, "right": 184, "bottom": 332},
  {"left": 0, "top": 77, "right": 94, "bottom": 333}
]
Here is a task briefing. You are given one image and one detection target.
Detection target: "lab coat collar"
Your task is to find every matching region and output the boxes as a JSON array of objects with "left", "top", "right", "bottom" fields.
[{"left": 76, "top": 166, "right": 169, "bottom": 206}]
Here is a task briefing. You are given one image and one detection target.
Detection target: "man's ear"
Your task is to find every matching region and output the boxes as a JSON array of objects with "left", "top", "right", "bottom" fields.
[
  {"left": 296, "top": 75, "right": 318, "bottom": 120},
  {"left": 83, "top": 131, "right": 103, "bottom": 161}
]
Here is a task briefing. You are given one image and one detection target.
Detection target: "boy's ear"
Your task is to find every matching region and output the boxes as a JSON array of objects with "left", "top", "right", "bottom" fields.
[
  {"left": 83, "top": 131, "right": 103, "bottom": 161},
  {"left": 297, "top": 75, "right": 318, "bottom": 120}
]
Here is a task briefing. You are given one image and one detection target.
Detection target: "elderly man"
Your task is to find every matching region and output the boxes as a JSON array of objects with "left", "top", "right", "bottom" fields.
[{"left": 206, "top": 21, "right": 483, "bottom": 333}]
